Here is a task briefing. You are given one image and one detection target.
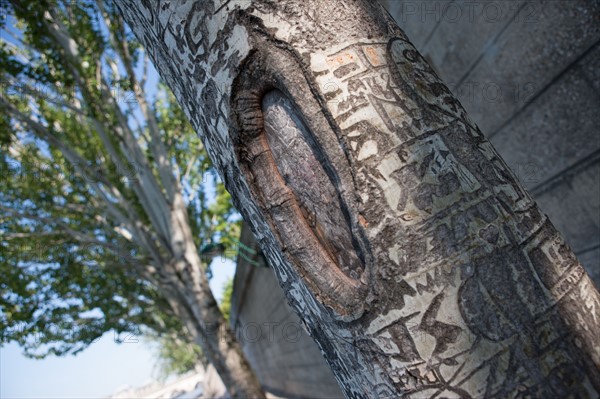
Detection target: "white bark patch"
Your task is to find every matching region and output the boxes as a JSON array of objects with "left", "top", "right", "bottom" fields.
[
  {"left": 388, "top": 243, "right": 404, "bottom": 266},
  {"left": 357, "top": 140, "right": 377, "bottom": 160},
  {"left": 375, "top": 153, "right": 403, "bottom": 210},
  {"left": 366, "top": 309, "right": 405, "bottom": 335}
]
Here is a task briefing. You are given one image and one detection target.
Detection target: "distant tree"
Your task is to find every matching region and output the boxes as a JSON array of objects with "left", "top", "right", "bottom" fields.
[
  {"left": 218, "top": 278, "right": 233, "bottom": 323},
  {"left": 0, "top": 1, "right": 263, "bottom": 397},
  {"left": 149, "top": 277, "right": 233, "bottom": 381},
  {"left": 148, "top": 330, "right": 205, "bottom": 381}
]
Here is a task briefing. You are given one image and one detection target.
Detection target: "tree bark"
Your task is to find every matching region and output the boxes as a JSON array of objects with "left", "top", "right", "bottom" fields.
[
  {"left": 161, "top": 192, "right": 265, "bottom": 398},
  {"left": 115, "top": 1, "right": 600, "bottom": 397}
]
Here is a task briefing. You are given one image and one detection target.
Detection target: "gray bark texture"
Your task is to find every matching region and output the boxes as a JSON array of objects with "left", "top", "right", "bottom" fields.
[{"left": 115, "top": 1, "right": 600, "bottom": 397}]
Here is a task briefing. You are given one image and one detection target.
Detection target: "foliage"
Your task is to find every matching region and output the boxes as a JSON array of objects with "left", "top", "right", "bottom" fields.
[
  {"left": 148, "top": 277, "right": 235, "bottom": 380},
  {"left": 219, "top": 278, "right": 234, "bottom": 323},
  {"left": 147, "top": 331, "right": 205, "bottom": 381},
  {"left": 0, "top": 0, "right": 239, "bottom": 359}
]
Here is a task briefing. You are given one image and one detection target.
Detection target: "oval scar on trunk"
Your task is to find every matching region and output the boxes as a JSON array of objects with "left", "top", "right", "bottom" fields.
[{"left": 239, "top": 88, "right": 366, "bottom": 319}]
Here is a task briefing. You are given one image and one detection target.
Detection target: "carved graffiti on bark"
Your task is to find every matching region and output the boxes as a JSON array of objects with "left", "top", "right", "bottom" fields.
[{"left": 115, "top": 1, "right": 600, "bottom": 396}]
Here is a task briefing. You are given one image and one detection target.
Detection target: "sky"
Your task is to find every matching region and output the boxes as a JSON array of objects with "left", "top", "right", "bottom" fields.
[{"left": 0, "top": 259, "right": 236, "bottom": 399}]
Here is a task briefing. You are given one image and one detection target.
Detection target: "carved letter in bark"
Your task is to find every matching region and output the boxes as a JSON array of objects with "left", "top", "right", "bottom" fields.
[{"left": 116, "top": 1, "right": 600, "bottom": 397}]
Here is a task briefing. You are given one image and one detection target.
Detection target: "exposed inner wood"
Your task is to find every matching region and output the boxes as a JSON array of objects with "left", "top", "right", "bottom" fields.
[
  {"left": 262, "top": 90, "right": 364, "bottom": 280},
  {"left": 239, "top": 89, "right": 366, "bottom": 318}
]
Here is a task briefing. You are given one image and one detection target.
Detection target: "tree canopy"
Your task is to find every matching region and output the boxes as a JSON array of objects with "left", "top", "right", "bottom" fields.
[{"left": 0, "top": 0, "right": 239, "bottom": 358}]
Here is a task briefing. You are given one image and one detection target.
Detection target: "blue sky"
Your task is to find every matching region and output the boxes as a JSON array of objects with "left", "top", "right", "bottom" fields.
[
  {"left": 1, "top": 334, "right": 156, "bottom": 398},
  {"left": 1, "top": 259, "right": 236, "bottom": 398}
]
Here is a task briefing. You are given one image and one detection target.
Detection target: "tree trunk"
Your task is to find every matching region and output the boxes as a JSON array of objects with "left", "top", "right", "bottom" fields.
[
  {"left": 115, "top": 1, "right": 600, "bottom": 397},
  {"left": 162, "top": 193, "right": 265, "bottom": 398},
  {"left": 161, "top": 255, "right": 264, "bottom": 398}
]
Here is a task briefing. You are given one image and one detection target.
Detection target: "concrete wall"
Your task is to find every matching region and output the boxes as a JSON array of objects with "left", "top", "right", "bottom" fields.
[
  {"left": 230, "top": 225, "right": 344, "bottom": 399},
  {"left": 381, "top": 0, "right": 600, "bottom": 284}
]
